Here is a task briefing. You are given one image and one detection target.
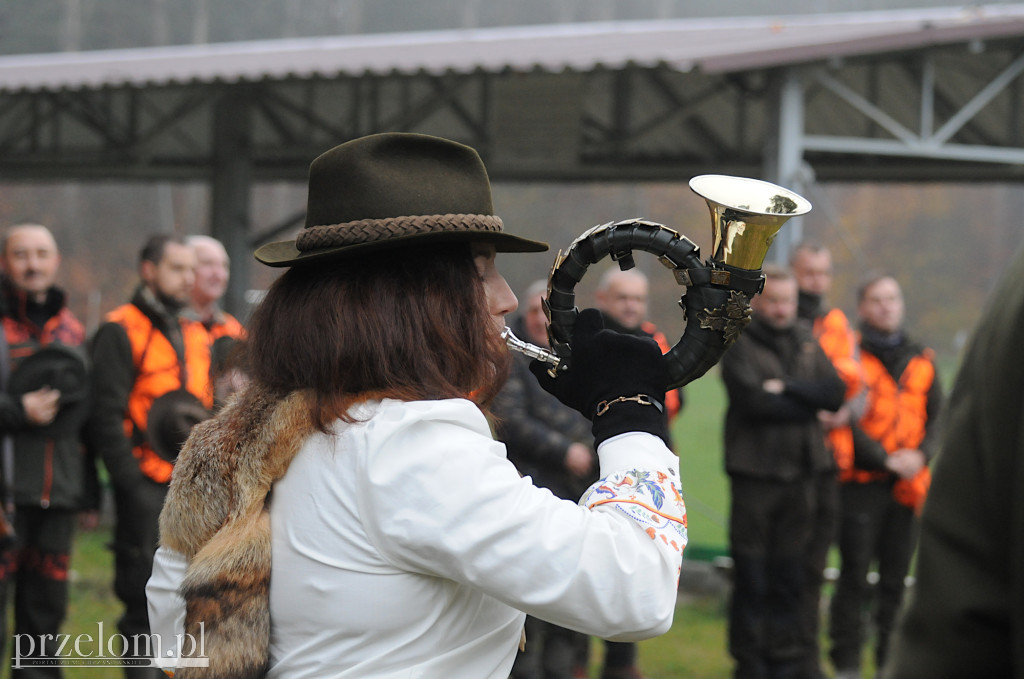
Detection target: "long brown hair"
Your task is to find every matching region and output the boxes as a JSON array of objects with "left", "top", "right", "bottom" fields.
[{"left": 246, "top": 242, "right": 510, "bottom": 427}]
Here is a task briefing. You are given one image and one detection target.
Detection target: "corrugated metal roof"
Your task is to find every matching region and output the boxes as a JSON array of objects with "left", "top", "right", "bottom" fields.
[{"left": 0, "top": 4, "right": 1022, "bottom": 92}]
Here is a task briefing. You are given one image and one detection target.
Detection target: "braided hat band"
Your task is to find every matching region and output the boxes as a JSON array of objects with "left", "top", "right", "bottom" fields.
[{"left": 295, "top": 213, "right": 504, "bottom": 251}]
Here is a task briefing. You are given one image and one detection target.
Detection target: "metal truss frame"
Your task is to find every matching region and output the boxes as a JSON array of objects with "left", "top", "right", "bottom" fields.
[
  {"left": 0, "top": 40, "right": 1020, "bottom": 184},
  {"left": 0, "top": 35, "right": 1021, "bottom": 307},
  {"left": 802, "top": 45, "right": 1024, "bottom": 173}
]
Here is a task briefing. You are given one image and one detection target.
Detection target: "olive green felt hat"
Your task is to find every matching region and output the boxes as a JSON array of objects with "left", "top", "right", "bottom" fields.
[{"left": 255, "top": 133, "right": 548, "bottom": 266}]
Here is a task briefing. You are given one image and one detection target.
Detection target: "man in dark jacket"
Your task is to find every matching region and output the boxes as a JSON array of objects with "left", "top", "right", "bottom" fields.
[
  {"left": 595, "top": 268, "right": 684, "bottom": 423},
  {"left": 790, "top": 242, "right": 863, "bottom": 678},
  {"left": 592, "top": 267, "right": 685, "bottom": 679},
  {"left": 493, "top": 280, "right": 595, "bottom": 679},
  {"left": 828, "top": 273, "right": 942, "bottom": 679},
  {"left": 0, "top": 223, "right": 96, "bottom": 677},
  {"left": 88, "top": 234, "right": 206, "bottom": 679},
  {"left": 720, "top": 265, "right": 845, "bottom": 679}
]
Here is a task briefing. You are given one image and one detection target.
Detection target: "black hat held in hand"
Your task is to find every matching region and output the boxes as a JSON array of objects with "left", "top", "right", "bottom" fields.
[
  {"left": 147, "top": 389, "right": 213, "bottom": 463},
  {"left": 8, "top": 344, "right": 89, "bottom": 436}
]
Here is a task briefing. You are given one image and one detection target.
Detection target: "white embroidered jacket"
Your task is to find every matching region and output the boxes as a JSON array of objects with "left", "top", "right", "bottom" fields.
[{"left": 148, "top": 398, "right": 686, "bottom": 678}]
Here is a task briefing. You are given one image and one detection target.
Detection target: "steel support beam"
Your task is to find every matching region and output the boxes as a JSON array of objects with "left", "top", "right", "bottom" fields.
[
  {"left": 210, "top": 88, "right": 253, "bottom": 317},
  {"left": 762, "top": 67, "right": 807, "bottom": 264},
  {"left": 1, "top": 41, "right": 1021, "bottom": 184}
]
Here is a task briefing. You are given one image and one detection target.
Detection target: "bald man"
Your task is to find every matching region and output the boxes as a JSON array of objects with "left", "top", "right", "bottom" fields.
[
  {"left": 492, "top": 280, "right": 596, "bottom": 679},
  {"left": 0, "top": 223, "right": 95, "bottom": 678},
  {"left": 184, "top": 235, "right": 245, "bottom": 408},
  {"left": 595, "top": 268, "right": 683, "bottom": 421},
  {"left": 593, "top": 268, "right": 682, "bottom": 679}
]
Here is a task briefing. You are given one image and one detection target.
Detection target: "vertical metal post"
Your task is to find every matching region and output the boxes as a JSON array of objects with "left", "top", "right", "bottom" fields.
[
  {"left": 611, "top": 68, "right": 632, "bottom": 158},
  {"left": 921, "top": 53, "right": 935, "bottom": 139},
  {"left": 762, "top": 67, "right": 807, "bottom": 265},
  {"left": 210, "top": 87, "right": 252, "bottom": 318}
]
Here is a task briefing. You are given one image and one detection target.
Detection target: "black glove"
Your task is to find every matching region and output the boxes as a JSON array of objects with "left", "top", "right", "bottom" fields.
[{"left": 529, "top": 308, "right": 670, "bottom": 448}]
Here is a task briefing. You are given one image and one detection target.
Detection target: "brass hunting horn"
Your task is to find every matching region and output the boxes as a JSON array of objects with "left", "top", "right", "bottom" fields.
[{"left": 502, "top": 174, "right": 812, "bottom": 389}]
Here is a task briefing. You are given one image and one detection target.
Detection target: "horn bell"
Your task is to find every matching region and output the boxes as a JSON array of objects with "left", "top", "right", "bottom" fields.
[{"left": 689, "top": 175, "right": 812, "bottom": 271}]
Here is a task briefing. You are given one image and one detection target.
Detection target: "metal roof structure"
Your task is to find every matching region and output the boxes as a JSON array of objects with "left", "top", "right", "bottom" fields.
[
  {"left": 1, "top": 5, "right": 1023, "bottom": 87},
  {"left": 0, "top": 4, "right": 1022, "bottom": 310}
]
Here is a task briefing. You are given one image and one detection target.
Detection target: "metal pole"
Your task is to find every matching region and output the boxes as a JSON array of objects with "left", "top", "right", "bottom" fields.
[
  {"left": 210, "top": 87, "right": 253, "bottom": 318},
  {"left": 763, "top": 67, "right": 807, "bottom": 265}
]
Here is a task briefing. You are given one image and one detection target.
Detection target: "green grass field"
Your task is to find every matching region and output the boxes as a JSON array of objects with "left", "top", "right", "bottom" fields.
[{"left": 671, "top": 370, "right": 731, "bottom": 561}]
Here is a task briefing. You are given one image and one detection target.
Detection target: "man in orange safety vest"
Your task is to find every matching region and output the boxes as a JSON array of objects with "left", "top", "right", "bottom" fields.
[
  {"left": 828, "top": 272, "right": 942, "bottom": 679},
  {"left": 88, "top": 234, "right": 208, "bottom": 679}
]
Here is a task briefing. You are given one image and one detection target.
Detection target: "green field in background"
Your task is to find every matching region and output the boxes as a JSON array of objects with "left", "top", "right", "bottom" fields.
[{"left": 671, "top": 369, "right": 730, "bottom": 560}]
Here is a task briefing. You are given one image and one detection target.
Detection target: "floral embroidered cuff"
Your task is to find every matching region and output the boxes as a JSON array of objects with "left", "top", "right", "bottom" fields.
[{"left": 580, "top": 467, "right": 688, "bottom": 558}]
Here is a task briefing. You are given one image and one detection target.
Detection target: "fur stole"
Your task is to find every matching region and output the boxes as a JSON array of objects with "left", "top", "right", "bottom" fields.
[{"left": 158, "top": 384, "right": 319, "bottom": 679}]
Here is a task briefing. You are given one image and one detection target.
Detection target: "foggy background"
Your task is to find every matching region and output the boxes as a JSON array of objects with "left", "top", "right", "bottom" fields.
[{"left": 0, "top": 0, "right": 1021, "bottom": 361}]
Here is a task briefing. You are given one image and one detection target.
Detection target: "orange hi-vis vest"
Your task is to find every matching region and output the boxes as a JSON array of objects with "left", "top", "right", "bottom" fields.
[
  {"left": 642, "top": 321, "right": 682, "bottom": 420},
  {"left": 845, "top": 347, "right": 935, "bottom": 513},
  {"left": 813, "top": 308, "right": 862, "bottom": 472},
  {"left": 106, "top": 303, "right": 214, "bottom": 484}
]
